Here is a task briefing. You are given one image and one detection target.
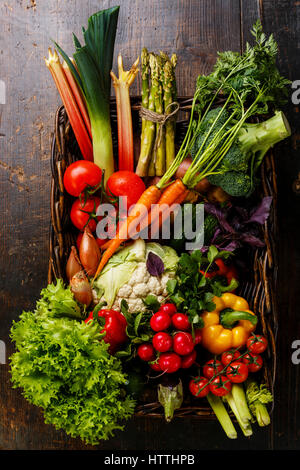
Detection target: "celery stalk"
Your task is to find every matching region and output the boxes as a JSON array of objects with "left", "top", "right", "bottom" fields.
[
  {"left": 207, "top": 393, "right": 237, "bottom": 439},
  {"left": 223, "top": 391, "right": 253, "bottom": 437},
  {"left": 231, "top": 383, "right": 252, "bottom": 424}
]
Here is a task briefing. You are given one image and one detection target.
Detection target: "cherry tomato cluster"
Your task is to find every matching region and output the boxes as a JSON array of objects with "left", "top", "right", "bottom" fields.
[
  {"left": 189, "top": 333, "right": 268, "bottom": 398},
  {"left": 137, "top": 303, "right": 202, "bottom": 374}
]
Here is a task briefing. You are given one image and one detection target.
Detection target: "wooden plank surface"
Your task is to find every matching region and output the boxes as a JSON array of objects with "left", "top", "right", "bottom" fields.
[{"left": 0, "top": 0, "right": 299, "bottom": 450}]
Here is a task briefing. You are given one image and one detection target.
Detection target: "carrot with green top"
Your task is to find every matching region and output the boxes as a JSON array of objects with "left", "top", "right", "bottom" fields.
[{"left": 93, "top": 185, "right": 162, "bottom": 279}]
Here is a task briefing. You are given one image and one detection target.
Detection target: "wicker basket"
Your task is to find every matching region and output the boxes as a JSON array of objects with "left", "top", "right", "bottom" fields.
[{"left": 48, "top": 98, "right": 278, "bottom": 419}]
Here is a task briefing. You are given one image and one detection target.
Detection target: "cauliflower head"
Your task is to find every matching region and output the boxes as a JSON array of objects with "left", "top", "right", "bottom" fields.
[{"left": 93, "top": 239, "right": 178, "bottom": 313}]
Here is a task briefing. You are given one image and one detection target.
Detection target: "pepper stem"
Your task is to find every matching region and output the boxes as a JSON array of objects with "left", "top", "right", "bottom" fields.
[{"left": 220, "top": 308, "right": 257, "bottom": 329}]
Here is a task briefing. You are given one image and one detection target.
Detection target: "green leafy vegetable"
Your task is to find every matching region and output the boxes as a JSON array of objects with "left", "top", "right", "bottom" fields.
[
  {"left": 157, "top": 20, "right": 291, "bottom": 194},
  {"left": 9, "top": 289, "right": 135, "bottom": 445},
  {"left": 55, "top": 7, "right": 120, "bottom": 182},
  {"left": 35, "top": 279, "right": 83, "bottom": 319},
  {"left": 166, "top": 247, "right": 237, "bottom": 326}
]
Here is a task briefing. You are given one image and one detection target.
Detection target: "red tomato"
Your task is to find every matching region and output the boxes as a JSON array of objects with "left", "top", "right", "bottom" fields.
[
  {"left": 246, "top": 334, "right": 268, "bottom": 355},
  {"left": 63, "top": 160, "right": 102, "bottom": 197},
  {"left": 152, "top": 332, "right": 173, "bottom": 352},
  {"left": 149, "top": 361, "right": 162, "bottom": 372},
  {"left": 150, "top": 311, "right": 171, "bottom": 332},
  {"left": 242, "top": 353, "right": 263, "bottom": 373},
  {"left": 171, "top": 313, "right": 191, "bottom": 331},
  {"left": 158, "top": 352, "right": 181, "bottom": 374},
  {"left": 203, "top": 359, "right": 224, "bottom": 379},
  {"left": 226, "top": 361, "right": 249, "bottom": 383},
  {"left": 106, "top": 171, "right": 146, "bottom": 212},
  {"left": 137, "top": 343, "right": 156, "bottom": 362},
  {"left": 221, "top": 349, "right": 242, "bottom": 366},
  {"left": 70, "top": 196, "right": 101, "bottom": 232},
  {"left": 209, "top": 376, "right": 232, "bottom": 397},
  {"left": 189, "top": 377, "right": 209, "bottom": 398},
  {"left": 193, "top": 329, "right": 202, "bottom": 345},
  {"left": 173, "top": 332, "right": 195, "bottom": 356},
  {"left": 181, "top": 350, "right": 197, "bottom": 369},
  {"left": 159, "top": 303, "right": 177, "bottom": 316}
]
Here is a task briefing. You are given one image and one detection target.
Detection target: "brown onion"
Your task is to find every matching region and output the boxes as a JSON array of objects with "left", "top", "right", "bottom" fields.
[
  {"left": 70, "top": 270, "right": 93, "bottom": 307},
  {"left": 206, "top": 185, "right": 230, "bottom": 204},
  {"left": 66, "top": 246, "right": 82, "bottom": 281},
  {"left": 79, "top": 226, "right": 101, "bottom": 276},
  {"left": 175, "top": 157, "right": 212, "bottom": 194}
]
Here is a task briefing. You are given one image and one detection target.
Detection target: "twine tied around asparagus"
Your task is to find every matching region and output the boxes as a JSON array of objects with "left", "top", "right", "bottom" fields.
[{"left": 139, "top": 101, "right": 180, "bottom": 161}]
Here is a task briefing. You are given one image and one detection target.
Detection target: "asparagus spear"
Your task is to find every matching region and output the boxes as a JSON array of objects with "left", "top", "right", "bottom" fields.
[
  {"left": 153, "top": 54, "right": 166, "bottom": 176},
  {"left": 163, "top": 57, "right": 177, "bottom": 169},
  {"left": 141, "top": 48, "right": 150, "bottom": 136},
  {"left": 136, "top": 52, "right": 157, "bottom": 177}
]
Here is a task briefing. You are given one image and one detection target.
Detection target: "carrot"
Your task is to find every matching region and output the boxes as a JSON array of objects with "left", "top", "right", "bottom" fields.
[
  {"left": 93, "top": 185, "right": 162, "bottom": 278},
  {"left": 148, "top": 179, "right": 187, "bottom": 238},
  {"left": 99, "top": 180, "right": 190, "bottom": 250}
]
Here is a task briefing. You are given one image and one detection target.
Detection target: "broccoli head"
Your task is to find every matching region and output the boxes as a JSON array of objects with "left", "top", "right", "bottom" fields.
[{"left": 207, "top": 171, "right": 253, "bottom": 197}]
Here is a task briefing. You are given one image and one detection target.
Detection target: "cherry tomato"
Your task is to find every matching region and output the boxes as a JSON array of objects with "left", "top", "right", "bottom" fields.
[
  {"left": 209, "top": 375, "right": 232, "bottom": 397},
  {"left": 189, "top": 377, "right": 209, "bottom": 398},
  {"left": 221, "top": 349, "right": 242, "bottom": 366},
  {"left": 203, "top": 359, "right": 223, "bottom": 379},
  {"left": 242, "top": 353, "right": 263, "bottom": 373},
  {"left": 106, "top": 171, "right": 146, "bottom": 212},
  {"left": 246, "top": 334, "right": 268, "bottom": 355},
  {"left": 70, "top": 196, "right": 101, "bottom": 232},
  {"left": 137, "top": 343, "right": 155, "bottom": 362},
  {"left": 150, "top": 311, "right": 171, "bottom": 332},
  {"left": 194, "top": 329, "right": 202, "bottom": 345},
  {"left": 181, "top": 349, "right": 197, "bottom": 369},
  {"left": 171, "top": 313, "right": 191, "bottom": 331},
  {"left": 63, "top": 160, "right": 102, "bottom": 197},
  {"left": 159, "top": 303, "right": 177, "bottom": 316},
  {"left": 158, "top": 352, "right": 181, "bottom": 373},
  {"left": 226, "top": 361, "right": 249, "bottom": 383},
  {"left": 149, "top": 361, "right": 162, "bottom": 372},
  {"left": 173, "top": 332, "right": 195, "bottom": 356},
  {"left": 152, "top": 332, "right": 173, "bottom": 353}
]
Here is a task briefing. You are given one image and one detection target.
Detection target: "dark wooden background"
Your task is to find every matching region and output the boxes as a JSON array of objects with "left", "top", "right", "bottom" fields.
[{"left": 0, "top": 0, "right": 299, "bottom": 451}]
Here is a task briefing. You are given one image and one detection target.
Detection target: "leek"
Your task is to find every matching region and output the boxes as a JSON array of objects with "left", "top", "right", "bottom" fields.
[{"left": 55, "top": 7, "right": 120, "bottom": 182}]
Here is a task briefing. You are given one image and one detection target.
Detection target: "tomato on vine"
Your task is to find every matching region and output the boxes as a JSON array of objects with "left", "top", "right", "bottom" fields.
[
  {"left": 209, "top": 375, "right": 232, "bottom": 397},
  {"left": 221, "top": 349, "right": 242, "bottom": 366},
  {"left": 189, "top": 377, "right": 209, "bottom": 398},
  {"left": 70, "top": 196, "right": 101, "bottom": 232},
  {"left": 203, "top": 359, "right": 223, "bottom": 379},
  {"left": 242, "top": 352, "right": 263, "bottom": 372},
  {"left": 225, "top": 361, "right": 249, "bottom": 383},
  {"left": 63, "top": 160, "right": 103, "bottom": 197},
  {"left": 246, "top": 334, "right": 268, "bottom": 354}
]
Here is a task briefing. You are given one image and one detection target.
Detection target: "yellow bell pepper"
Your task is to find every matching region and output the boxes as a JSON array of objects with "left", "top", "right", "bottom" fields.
[{"left": 201, "top": 293, "right": 257, "bottom": 355}]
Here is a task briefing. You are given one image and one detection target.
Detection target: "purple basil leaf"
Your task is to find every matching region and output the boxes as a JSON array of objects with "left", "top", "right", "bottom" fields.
[
  {"left": 239, "top": 232, "right": 265, "bottom": 247},
  {"left": 204, "top": 203, "right": 235, "bottom": 233},
  {"left": 245, "top": 196, "right": 273, "bottom": 225},
  {"left": 146, "top": 252, "right": 164, "bottom": 276}
]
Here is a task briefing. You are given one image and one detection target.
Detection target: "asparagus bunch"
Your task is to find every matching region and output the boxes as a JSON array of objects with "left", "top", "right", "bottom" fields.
[{"left": 136, "top": 49, "right": 177, "bottom": 177}]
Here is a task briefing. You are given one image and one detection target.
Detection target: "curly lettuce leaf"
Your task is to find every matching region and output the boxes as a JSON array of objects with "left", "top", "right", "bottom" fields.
[
  {"left": 35, "top": 279, "right": 83, "bottom": 319},
  {"left": 9, "top": 306, "right": 135, "bottom": 444}
]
